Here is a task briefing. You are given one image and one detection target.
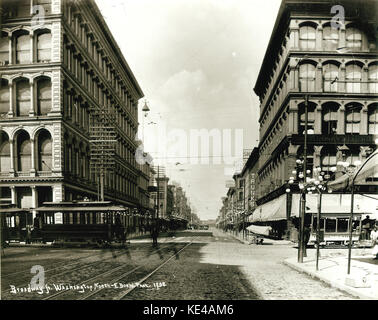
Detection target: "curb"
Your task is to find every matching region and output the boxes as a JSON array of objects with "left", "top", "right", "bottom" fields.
[
  {"left": 224, "top": 232, "right": 294, "bottom": 246},
  {"left": 283, "top": 259, "right": 375, "bottom": 300}
]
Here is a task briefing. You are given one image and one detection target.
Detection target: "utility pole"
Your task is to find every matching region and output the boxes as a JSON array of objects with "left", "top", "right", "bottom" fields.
[
  {"left": 89, "top": 99, "right": 116, "bottom": 203},
  {"left": 298, "top": 94, "right": 308, "bottom": 263}
]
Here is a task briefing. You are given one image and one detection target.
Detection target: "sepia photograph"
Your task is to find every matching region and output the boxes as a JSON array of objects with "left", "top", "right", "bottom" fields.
[{"left": 0, "top": 0, "right": 377, "bottom": 313}]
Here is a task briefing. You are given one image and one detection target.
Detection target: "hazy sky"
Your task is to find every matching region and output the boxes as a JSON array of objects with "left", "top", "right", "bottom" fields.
[{"left": 95, "top": 0, "right": 282, "bottom": 220}]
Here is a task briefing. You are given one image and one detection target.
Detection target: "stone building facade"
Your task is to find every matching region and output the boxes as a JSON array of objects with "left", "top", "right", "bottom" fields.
[
  {"left": 253, "top": 0, "right": 377, "bottom": 206},
  {"left": 0, "top": 0, "right": 149, "bottom": 212}
]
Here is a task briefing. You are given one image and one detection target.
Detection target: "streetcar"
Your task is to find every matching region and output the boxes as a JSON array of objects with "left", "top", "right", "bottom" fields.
[
  {"left": 34, "top": 201, "right": 139, "bottom": 245},
  {"left": 0, "top": 203, "right": 32, "bottom": 244},
  {"left": 308, "top": 213, "right": 363, "bottom": 247}
]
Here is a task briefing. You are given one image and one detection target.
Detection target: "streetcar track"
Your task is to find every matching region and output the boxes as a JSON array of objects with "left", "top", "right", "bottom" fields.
[
  {"left": 114, "top": 237, "right": 197, "bottom": 300},
  {"left": 42, "top": 243, "right": 175, "bottom": 300},
  {"left": 2, "top": 237, "right": 174, "bottom": 279},
  {"left": 79, "top": 241, "right": 191, "bottom": 300},
  {"left": 2, "top": 247, "right": 125, "bottom": 279},
  {"left": 2, "top": 246, "right": 125, "bottom": 284}
]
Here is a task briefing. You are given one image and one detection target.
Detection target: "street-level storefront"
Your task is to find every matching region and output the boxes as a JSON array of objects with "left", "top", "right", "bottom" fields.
[
  {"left": 249, "top": 194, "right": 288, "bottom": 239},
  {"left": 249, "top": 193, "right": 378, "bottom": 243}
]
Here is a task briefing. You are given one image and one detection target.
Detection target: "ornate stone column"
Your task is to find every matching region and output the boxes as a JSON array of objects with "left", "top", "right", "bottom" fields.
[
  {"left": 30, "top": 138, "right": 36, "bottom": 176},
  {"left": 10, "top": 186, "right": 16, "bottom": 205},
  {"left": 7, "top": 79, "right": 14, "bottom": 117},
  {"left": 314, "top": 103, "right": 322, "bottom": 134},
  {"left": 339, "top": 63, "right": 346, "bottom": 93},
  {"left": 31, "top": 186, "right": 37, "bottom": 209},
  {"left": 8, "top": 34, "right": 12, "bottom": 64},
  {"left": 362, "top": 66, "right": 368, "bottom": 94},
  {"left": 313, "top": 145, "right": 323, "bottom": 168},
  {"left": 339, "top": 25, "right": 346, "bottom": 49},
  {"left": 360, "top": 104, "right": 368, "bottom": 135},
  {"left": 289, "top": 22, "right": 299, "bottom": 50},
  {"left": 9, "top": 138, "right": 15, "bottom": 175},
  {"left": 337, "top": 103, "right": 345, "bottom": 135},
  {"left": 316, "top": 26, "right": 323, "bottom": 51},
  {"left": 316, "top": 62, "right": 323, "bottom": 92},
  {"left": 29, "top": 32, "right": 34, "bottom": 63},
  {"left": 288, "top": 100, "right": 299, "bottom": 134},
  {"left": 29, "top": 79, "right": 35, "bottom": 116}
]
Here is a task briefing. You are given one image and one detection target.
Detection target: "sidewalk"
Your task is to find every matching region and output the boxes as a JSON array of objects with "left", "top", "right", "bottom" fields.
[
  {"left": 222, "top": 229, "right": 293, "bottom": 245},
  {"left": 283, "top": 252, "right": 378, "bottom": 300}
]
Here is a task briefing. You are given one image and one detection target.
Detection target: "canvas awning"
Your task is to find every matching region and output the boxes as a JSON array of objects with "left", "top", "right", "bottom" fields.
[
  {"left": 290, "top": 193, "right": 378, "bottom": 217},
  {"left": 250, "top": 194, "right": 287, "bottom": 222},
  {"left": 246, "top": 225, "right": 272, "bottom": 236},
  {"left": 328, "top": 149, "right": 378, "bottom": 191}
]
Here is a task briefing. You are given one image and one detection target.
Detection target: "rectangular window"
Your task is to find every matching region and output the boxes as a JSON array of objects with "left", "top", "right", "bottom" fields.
[
  {"left": 337, "top": 218, "right": 348, "bottom": 233},
  {"left": 325, "top": 218, "right": 336, "bottom": 232},
  {"left": 35, "top": 0, "right": 52, "bottom": 14},
  {"left": 17, "top": 0, "right": 31, "bottom": 17}
]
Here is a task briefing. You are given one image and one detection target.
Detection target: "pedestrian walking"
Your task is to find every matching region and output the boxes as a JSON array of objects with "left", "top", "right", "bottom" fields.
[
  {"left": 371, "top": 226, "right": 378, "bottom": 259},
  {"left": 151, "top": 224, "right": 158, "bottom": 247}
]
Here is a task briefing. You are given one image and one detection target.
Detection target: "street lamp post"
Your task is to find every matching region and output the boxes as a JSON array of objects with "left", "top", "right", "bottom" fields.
[
  {"left": 298, "top": 94, "right": 309, "bottom": 263},
  {"left": 313, "top": 167, "right": 337, "bottom": 271}
]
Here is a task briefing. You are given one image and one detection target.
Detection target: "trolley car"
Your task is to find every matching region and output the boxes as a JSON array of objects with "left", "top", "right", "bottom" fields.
[
  {"left": 35, "top": 201, "right": 129, "bottom": 245},
  {"left": 0, "top": 204, "right": 32, "bottom": 243},
  {"left": 308, "top": 213, "right": 363, "bottom": 247}
]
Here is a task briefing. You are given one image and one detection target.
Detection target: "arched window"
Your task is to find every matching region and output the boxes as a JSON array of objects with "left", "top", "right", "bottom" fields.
[
  {"left": 15, "top": 32, "right": 30, "bottom": 64},
  {"left": 16, "top": 79, "right": 30, "bottom": 116},
  {"left": 16, "top": 131, "right": 31, "bottom": 172},
  {"left": 320, "top": 146, "right": 337, "bottom": 181},
  {"left": 37, "top": 130, "right": 52, "bottom": 171},
  {"left": 346, "top": 27, "right": 362, "bottom": 50},
  {"left": 323, "top": 63, "right": 338, "bottom": 92},
  {"left": 298, "top": 103, "right": 315, "bottom": 134},
  {"left": 322, "top": 103, "right": 338, "bottom": 135},
  {"left": 368, "top": 63, "right": 378, "bottom": 94},
  {"left": 37, "top": 31, "right": 51, "bottom": 62},
  {"left": 0, "top": 131, "right": 10, "bottom": 172},
  {"left": 346, "top": 63, "right": 362, "bottom": 93},
  {"left": 0, "top": 32, "right": 9, "bottom": 64},
  {"left": 368, "top": 104, "right": 378, "bottom": 135},
  {"left": 323, "top": 26, "right": 339, "bottom": 51},
  {"left": 299, "top": 63, "right": 316, "bottom": 91},
  {"left": 36, "top": 77, "right": 51, "bottom": 115},
  {"left": 299, "top": 24, "right": 316, "bottom": 50},
  {"left": 345, "top": 104, "right": 361, "bottom": 134},
  {"left": 0, "top": 79, "right": 9, "bottom": 116}
]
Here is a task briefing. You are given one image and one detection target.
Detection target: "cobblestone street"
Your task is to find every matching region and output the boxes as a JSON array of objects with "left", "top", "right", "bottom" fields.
[{"left": 1, "top": 229, "right": 357, "bottom": 300}]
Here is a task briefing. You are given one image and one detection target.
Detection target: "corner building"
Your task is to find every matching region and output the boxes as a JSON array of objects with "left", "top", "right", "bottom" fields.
[
  {"left": 0, "top": 0, "right": 147, "bottom": 212},
  {"left": 253, "top": 0, "right": 378, "bottom": 238}
]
